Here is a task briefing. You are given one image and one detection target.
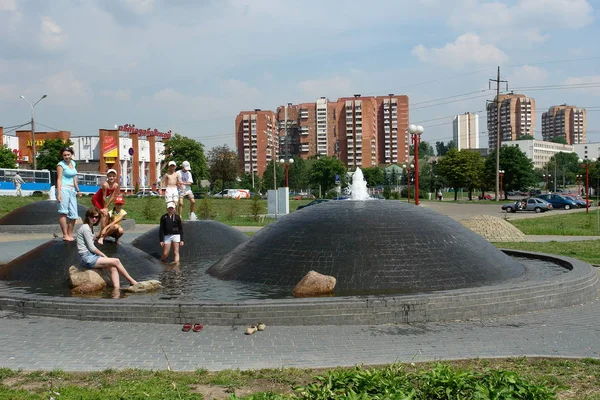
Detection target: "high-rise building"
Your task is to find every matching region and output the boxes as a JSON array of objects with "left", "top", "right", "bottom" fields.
[
  {"left": 542, "top": 104, "right": 586, "bottom": 144},
  {"left": 453, "top": 112, "right": 479, "bottom": 150},
  {"left": 235, "top": 109, "right": 278, "bottom": 177},
  {"left": 487, "top": 93, "right": 535, "bottom": 149}
]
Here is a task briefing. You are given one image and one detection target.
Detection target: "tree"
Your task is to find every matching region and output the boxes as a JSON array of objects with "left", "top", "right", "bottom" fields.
[
  {"left": 163, "top": 133, "right": 208, "bottom": 188},
  {"left": 288, "top": 157, "right": 310, "bottom": 192},
  {"left": 206, "top": 144, "right": 239, "bottom": 192},
  {"left": 551, "top": 136, "right": 568, "bottom": 145},
  {"left": 0, "top": 147, "right": 17, "bottom": 168},
  {"left": 361, "top": 167, "right": 384, "bottom": 187},
  {"left": 483, "top": 146, "right": 535, "bottom": 199},
  {"left": 261, "top": 159, "right": 285, "bottom": 192},
  {"left": 410, "top": 141, "right": 435, "bottom": 157},
  {"left": 437, "top": 149, "right": 484, "bottom": 200},
  {"left": 545, "top": 152, "right": 580, "bottom": 189},
  {"left": 435, "top": 140, "right": 455, "bottom": 156},
  {"left": 36, "top": 138, "right": 74, "bottom": 171},
  {"left": 517, "top": 135, "right": 534, "bottom": 140},
  {"left": 309, "top": 156, "right": 346, "bottom": 194}
]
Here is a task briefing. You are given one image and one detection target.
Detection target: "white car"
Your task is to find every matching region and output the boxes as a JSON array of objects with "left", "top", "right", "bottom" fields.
[{"left": 213, "top": 189, "right": 250, "bottom": 199}]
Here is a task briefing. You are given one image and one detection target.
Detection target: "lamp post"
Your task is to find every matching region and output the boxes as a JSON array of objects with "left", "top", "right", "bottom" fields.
[
  {"left": 578, "top": 158, "right": 596, "bottom": 214},
  {"left": 402, "top": 163, "right": 414, "bottom": 203},
  {"left": 279, "top": 158, "right": 294, "bottom": 188},
  {"left": 407, "top": 124, "right": 424, "bottom": 205},
  {"left": 499, "top": 169, "right": 505, "bottom": 200},
  {"left": 576, "top": 174, "right": 583, "bottom": 196},
  {"left": 543, "top": 174, "right": 551, "bottom": 193},
  {"left": 19, "top": 94, "right": 47, "bottom": 170}
]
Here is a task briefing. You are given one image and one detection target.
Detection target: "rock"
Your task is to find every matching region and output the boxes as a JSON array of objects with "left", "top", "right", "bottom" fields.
[
  {"left": 68, "top": 265, "right": 109, "bottom": 288},
  {"left": 70, "top": 282, "right": 106, "bottom": 294},
  {"left": 293, "top": 270, "right": 336, "bottom": 297},
  {"left": 125, "top": 280, "right": 162, "bottom": 293}
]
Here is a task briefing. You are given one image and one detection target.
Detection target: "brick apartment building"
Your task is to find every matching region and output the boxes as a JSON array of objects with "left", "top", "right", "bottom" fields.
[
  {"left": 236, "top": 94, "right": 409, "bottom": 177},
  {"left": 542, "top": 104, "right": 587, "bottom": 144},
  {"left": 487, "top": 93, "right": 535, "bottom": 149}
]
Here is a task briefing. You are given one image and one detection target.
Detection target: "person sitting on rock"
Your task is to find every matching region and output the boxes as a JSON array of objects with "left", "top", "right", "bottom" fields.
[
  {"left": 159, "top": 201, "right": 184, "bottom": 264},
  {"left": 97, "top": 195, "right": 127, "bottom": 245},
  {"left": 77, "top": 206, "right": 137, "bottom": 290}
]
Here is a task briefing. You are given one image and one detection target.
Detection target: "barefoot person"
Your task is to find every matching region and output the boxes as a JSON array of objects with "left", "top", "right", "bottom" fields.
[
  {"left": 77, "top": 206, "right": 137, "bottom": 290},
  {"left": 92, "top": 169, "right": 120, "bottom": 241},
  {"left": 159, "top": 202, "right": 184, "bottom": 263},
  {"left": 177, "top": 161, "right": 196, "bottom": 220},
  {"left": 98, "top": 195, "right": 127, "bottom": 245},
  {"left": 56, "top": 147, "right": 82, "bottom": 241},
  {"left": 161, "top": 161, "right": 182, "bottom": 205}
]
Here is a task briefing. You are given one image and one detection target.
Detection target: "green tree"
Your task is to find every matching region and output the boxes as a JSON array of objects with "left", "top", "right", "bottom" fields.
[
  {"left": 437, "top": 149, "right": 484, "bottom": 200},
  {"left": 261, "top": 159, "right": 285, "bottom": 192},
  {"left": 361, "top": 167, "right": 384, "bottom": 187},
  {"left": 163, "top": 133, "right": 208, "bottom": 185},
  {"left": 435, "top": 140, "right": 455, "bottom": 156},
  {"left": 518, "top": 135, "right": 534, "bottom": 140},
  {"left": 551, "top": 136, "right": 568, "bottom": 145},
  {"left": 0, "top": 147, "right": 17, "bottom": 168},
  {"left": 206, "top": 144, "right": 239, "bottom": 192},
  {"left": 484, "top": 146, "right": 536, "bottom": 199},
  {"left": 545, "top": 152, "right": 580, "bottom": 189},
  {"left": 309, "top": 156, "right": 346, "bottom": 194},
  {"left": 36, "top": 138, "right": 74, "bottom": 171},
  {"left": 288, "top": 157, "right": 310, "bottom": 192},
  {"left": 410, "top": 141, "right": 435, "bottom": 157}
]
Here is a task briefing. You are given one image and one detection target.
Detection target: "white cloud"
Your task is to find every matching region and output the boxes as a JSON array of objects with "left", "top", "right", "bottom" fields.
[
  {"left": 100, "top": 89, "right": 132, "bottom": 101},
  {"left": 124, "top": 0, "right": 154, "bottom": 14},
  {"left": 0, "top": 0, "right": 17, "bottom": 12},
  {"left": 297, "top": 76, "right": 353, "bottom": 98},
  {"left": 508, "top": 65, "right": 549, "bottom": 86},
  {"left": 39, "top": 16, "right": 66, "bottom": 50},
  {"left": 43, "top": 71, "right": 92, "bottom": 105},
  {"left": 564, "top": 75, "right": 600, "bottom": 95},
  {"left": 412, "top": 33, "right": 507, "bottom": 68}
]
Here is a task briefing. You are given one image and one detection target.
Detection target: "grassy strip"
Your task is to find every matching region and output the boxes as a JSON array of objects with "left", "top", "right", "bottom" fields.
[
  {"left": 2, "top": 358, "right": 599, "bottom": 399},
  {"left": 493, "top": 240, "right": 600, "bottom": 265},
  {"left": 508, "top": 210, "right": 600, "bottom": 236}
]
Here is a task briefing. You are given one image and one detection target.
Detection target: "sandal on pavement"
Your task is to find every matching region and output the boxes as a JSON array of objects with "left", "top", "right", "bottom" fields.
[
  {"left": 245, "top": 326, "right": 257, "bottom": 335},
  {"left": 257, "top": 323, "right": 266, "bottom": 331},
  {"left": 182, "top": 323, "right": 192, "bottom": 332},
  {"left": 193, "top": 324, "right": 204, "bottom": 332}
]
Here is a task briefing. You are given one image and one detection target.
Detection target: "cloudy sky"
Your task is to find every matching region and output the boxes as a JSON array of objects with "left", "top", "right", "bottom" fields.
[{"left": 1, "top": 0, "right": 599, "bottom": 151}]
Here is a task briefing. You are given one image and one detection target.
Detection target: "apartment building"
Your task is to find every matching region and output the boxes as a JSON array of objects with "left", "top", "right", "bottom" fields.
[
  {"left": 502, "top": 139, "right": 574, "bottom": 169},
  {"left": 542, "top": 104, "right": 587, "bottom": 144},
  {"left": 487, "top": 93, "right": 535, "bottom": 149},
  {"left": 453, "top": 112, "right": 480, "bottom": 150},
  {"left": 235, "top": 109, "right": 279, "bottom": 177}
]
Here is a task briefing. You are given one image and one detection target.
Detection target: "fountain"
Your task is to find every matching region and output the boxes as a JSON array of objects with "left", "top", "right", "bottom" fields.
[{"left": 348, "top": 168, "right": 371, "bottom": 201}]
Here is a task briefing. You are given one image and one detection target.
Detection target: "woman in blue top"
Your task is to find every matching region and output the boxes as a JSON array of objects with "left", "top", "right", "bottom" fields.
[{"left": 56, "top": 147, "right": 82, "bottom": 241}]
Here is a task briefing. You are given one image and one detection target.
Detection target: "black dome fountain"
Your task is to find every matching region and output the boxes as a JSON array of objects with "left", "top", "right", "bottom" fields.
[
  {"left": 0, "top": 200, "right": 88, "bottom": 226},
  {"left": 0, "top": 169, "right": 597, "bottom": 325}
]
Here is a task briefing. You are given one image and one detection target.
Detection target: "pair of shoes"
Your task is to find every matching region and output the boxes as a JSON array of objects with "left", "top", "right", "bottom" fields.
[
  {"left": 182, "top": 323, "right": 203, "bottom": 332},
  {"left": 257, "top": 322, "right": 266, "bottom": 331}
]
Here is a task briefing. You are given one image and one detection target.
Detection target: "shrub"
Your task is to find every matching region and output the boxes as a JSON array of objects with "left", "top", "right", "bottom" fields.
[{"left": 196, "top": 197, "right": 217, "bottom": 220}]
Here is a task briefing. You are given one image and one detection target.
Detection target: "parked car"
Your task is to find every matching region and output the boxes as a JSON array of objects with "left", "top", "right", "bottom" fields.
[
  {"left": 136, "top": 191, "right": 160, "bottom": 197},
  {"left": 536, "top": 194, "right": 578, "bottom": 210},
  {"left": 502, "top": 198, "right": 553, "bottom": 213},
  {"left": 212, "top": 189, "right": 251, "bottom": 199},
  {"left": 292, "top": 194, "right": 315, "bottom": 200},
  {"left": 563, "top": 194, "right": 594, "bottom": 207},
  {"left": 478, "top": 193, "right": 492, "bottom": 200},
  {"left": 296, "top": 199, "right": 330, "bottom": 210}
]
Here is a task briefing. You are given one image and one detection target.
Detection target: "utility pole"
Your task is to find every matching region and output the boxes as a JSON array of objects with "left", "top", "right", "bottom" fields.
[
  {"left": 489, "top": 67, "right": 508, "bottom": 201},
  {"left": 20, "top": 94, "right": 48, "bottom": 170}
]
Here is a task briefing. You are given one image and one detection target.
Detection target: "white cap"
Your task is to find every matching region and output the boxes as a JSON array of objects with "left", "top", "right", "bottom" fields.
[
  {"left": 166, "top": 201, "right": 176, "bottom": 209},
  {"left": 168, "top": 161, "right": 176, "bottom": 167},
  {"left": 106, "top": 169, "right": 117, "bottom": 176},
  {"left": 181, "top": 161, "right": 191, "bottom": 171}
]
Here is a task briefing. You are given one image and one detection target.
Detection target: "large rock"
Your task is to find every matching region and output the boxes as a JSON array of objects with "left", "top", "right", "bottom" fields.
[
  {"left": 125, "top": 280, "right": 162, "bottom": 293},
  {"left": 69, "top": 265, "right": 109, "bottom": 287},
  {"left": 293, "top": 270, "right": 336, "bottom": 297}
]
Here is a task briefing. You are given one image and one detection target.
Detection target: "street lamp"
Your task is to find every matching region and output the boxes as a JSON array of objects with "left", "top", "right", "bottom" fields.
[
  {"left": 19, "top": 94, "right": 48, "bottom": 170},
  {"left": 576, "top": 174, "right": 583, "bottom": 196},
  {"left": 402, "top": 163, "right": 414, "bottom": 203},
  {"left": 578, "top": 158, "right": 596, "bottom": 214},
  {"left": 543, "top": 173, "right": 551, "bottom": 194},
  {"left": 407, "top": 124, "right": 424, "bottom": 205},
  {"left": 499, "top": 170, "right": 505, "bottom": 200},
  {"left": 279, "top": 158, "right": 294, "bottom": 188}
]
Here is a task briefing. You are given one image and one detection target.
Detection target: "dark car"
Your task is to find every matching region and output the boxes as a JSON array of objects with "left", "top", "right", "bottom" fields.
[
  {"left": 296, "top": 199, "right": 330, "bottom": 210},
  {"left": 537, "top": 194, "right": 578, "bottom": 210},
  {"left": 563, "top": 194, "right": 593, "bottom": 208},
  {"left": 502, "top": 198, "right": 552, "bottom": 213}
]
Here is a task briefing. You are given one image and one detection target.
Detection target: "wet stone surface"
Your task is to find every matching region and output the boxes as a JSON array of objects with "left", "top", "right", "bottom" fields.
[{"left": 0, "top": 200, "right": 88, "bottom": 225}]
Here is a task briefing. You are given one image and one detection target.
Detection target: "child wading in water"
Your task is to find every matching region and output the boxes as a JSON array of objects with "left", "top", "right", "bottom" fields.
[
  {"left": 159, "top": 201, "right": 184, "bottom": 263},
  {"left": 98, "top": 195, "right": 127, "bottom": 245},
  {"left": 76, "top": 206, "right": 137, "bottom": 294}
]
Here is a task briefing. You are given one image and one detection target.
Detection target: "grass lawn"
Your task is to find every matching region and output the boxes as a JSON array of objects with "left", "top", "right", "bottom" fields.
[
  {"left": 493, "top": 240, "right": 600, "bottom": 265},
  {"left": 509, "top": 209, "right": 600, "bottom": 236},
  {"left": 1, "top": 358, "right": 599, "bottom": 399}
]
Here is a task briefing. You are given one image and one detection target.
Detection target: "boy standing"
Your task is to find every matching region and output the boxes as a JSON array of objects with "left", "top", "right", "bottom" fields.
[
  {"left": 159, "top": 202, "right": 184, "bottom": 263},
  {"left": 161, "top": 161, "right": 182, "bottom": 204},
  {"left": 177, "top": 160, "right": 196, "bottom": 220}
]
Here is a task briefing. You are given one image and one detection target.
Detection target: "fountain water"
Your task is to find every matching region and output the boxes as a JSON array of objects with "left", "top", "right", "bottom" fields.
[{"left": 349, "top": 168, "right": 371, "bottom": 200}]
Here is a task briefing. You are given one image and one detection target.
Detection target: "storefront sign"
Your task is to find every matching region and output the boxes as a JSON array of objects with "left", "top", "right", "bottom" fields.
[
  {"left": 26, "top": 140, "right": 46, "bottom": 147},
  {"left": 103, "top": 136, "right": 118, "bottom": 162},
  {"left": 117, "top": 124, "right": 172, "bottom": 139}
]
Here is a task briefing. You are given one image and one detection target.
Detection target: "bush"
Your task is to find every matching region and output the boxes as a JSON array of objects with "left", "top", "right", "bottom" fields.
[
  {"left": 249, "top": 195, "right": 265, "bottom": 221},
  {"left": 196, "top": 197, "right": 217, "bottom": 220},
  {"left": 142, "top": 197, "right": 163, "bottom": 222}
]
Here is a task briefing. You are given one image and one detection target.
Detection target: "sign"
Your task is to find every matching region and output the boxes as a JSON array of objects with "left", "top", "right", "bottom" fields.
[
  {"left": 128, "top": 147, "right": 134, "bottom": 156},
  {"left": 26, "top": 140, "right": 46, "bottom": 147},
  {"left": 335, "top": 174, "right": 341, "bottom": 183},
  {"left": 103, "top": 136, "right": 118, "bottom": 162},
  {"left": 117, "top": 124, "right": 172, "bottom": 139}
]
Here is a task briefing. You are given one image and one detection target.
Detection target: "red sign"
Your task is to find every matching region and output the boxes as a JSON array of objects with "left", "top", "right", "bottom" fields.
[
  {"left": 103, "top": 136, "right": 118, "bottom": 158},
  {"left": 117, "top": 124, "right": 172, "bottom": 139}
]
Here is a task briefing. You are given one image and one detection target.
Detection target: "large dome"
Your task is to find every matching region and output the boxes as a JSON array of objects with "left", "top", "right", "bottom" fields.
[
  {"left": 0, "top": 200, "right": 88, "bottom": 225},
  {"left": 208, "top": 201, "right": 525, "bottom": 295}
]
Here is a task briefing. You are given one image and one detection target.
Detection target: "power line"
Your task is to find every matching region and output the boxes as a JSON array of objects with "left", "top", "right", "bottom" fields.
[{"left": 2, "top": 122, "right": 31, "bottom": 134}]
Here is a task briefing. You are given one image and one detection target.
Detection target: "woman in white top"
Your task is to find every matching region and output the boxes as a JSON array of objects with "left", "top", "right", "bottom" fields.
[{"left": 76, "top": 206, "right": 137, "bottom": 291}]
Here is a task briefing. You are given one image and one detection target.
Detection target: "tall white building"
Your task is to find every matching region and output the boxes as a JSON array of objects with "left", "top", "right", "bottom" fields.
[
  {"left": 453, "top": 112, "right": 479, "bottom": 150},
  {"left": 316, "top": 98, "right": 328, "bottom": 157}
]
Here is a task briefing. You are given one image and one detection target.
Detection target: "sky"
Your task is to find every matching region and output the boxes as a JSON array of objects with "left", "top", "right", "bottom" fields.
[{"left": 1, "top": 0, "right": 599, "bottom": 152}]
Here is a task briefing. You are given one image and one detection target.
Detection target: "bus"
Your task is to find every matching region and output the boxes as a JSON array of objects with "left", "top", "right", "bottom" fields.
[
  {"left": 0, "top": 168, "right": 51, "bottom": 196},
  {"left": 0, "top": 168, "right": 105, "bottom": 196}
]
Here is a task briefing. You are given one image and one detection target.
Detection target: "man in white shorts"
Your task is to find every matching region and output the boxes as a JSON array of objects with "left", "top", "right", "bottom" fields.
[
  {"left": 161, "top": 161, "right": 182, "bottom": 204},
  {"left": 177, "top": 160, "right": 196, "bottom": 220}
]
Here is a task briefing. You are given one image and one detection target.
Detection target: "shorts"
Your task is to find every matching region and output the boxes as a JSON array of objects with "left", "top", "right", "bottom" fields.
[
  {"left": 80, "top": 252, "right": 100, "bottom": 269},
  {"left": 163, "top": 234, "right": 181, "bottom": 244},
  {"left": 58, "top": 187, "right": 79, "bottom": 220},
  {"left": 165, "top": 187, "right": 179, "bottom": 203},
  {"left": 178, "top": 190, "right": 194, "bottom": 200}
]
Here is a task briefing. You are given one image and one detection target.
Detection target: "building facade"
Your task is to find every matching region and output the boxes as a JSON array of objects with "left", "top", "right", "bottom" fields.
[
  {"left": 573, "top": 143, "right": 600, "bottom": 162},
  {"left": 542, "top": 105, "right": 586, "bottom": 144},
  {"left": 487, "top": 93, "right": 535, "bottom": 149},
  {"left": 502, "top": 139, "right": 574, "bottom": 169},
  {"left": 453, "top": 112, "right": 480, "bottom": 150},
  {"left": 235, "top": 110, "right": 279, "bottom": 178}
]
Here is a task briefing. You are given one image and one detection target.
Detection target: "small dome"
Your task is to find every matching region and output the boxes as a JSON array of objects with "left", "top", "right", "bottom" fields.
[
  {"left": 208, "top": 201, "right": 525, "bottom": 295},
  {"left": 0, "top": 200, "right": 88, "bottom": 225}
]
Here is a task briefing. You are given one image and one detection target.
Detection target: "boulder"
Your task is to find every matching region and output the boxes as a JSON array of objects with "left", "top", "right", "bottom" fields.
[
  {"left": 68, "top": 265, "right": 109, "bottom": 288},
  {"left": 70, "top": 281, "right": 106, "bottom": 294},
  {"left": 125, "top": 280, "right": 162, "bottom": 293},
  {"left": 293, "top": 270, "right": 336, "bottom": 297}
]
